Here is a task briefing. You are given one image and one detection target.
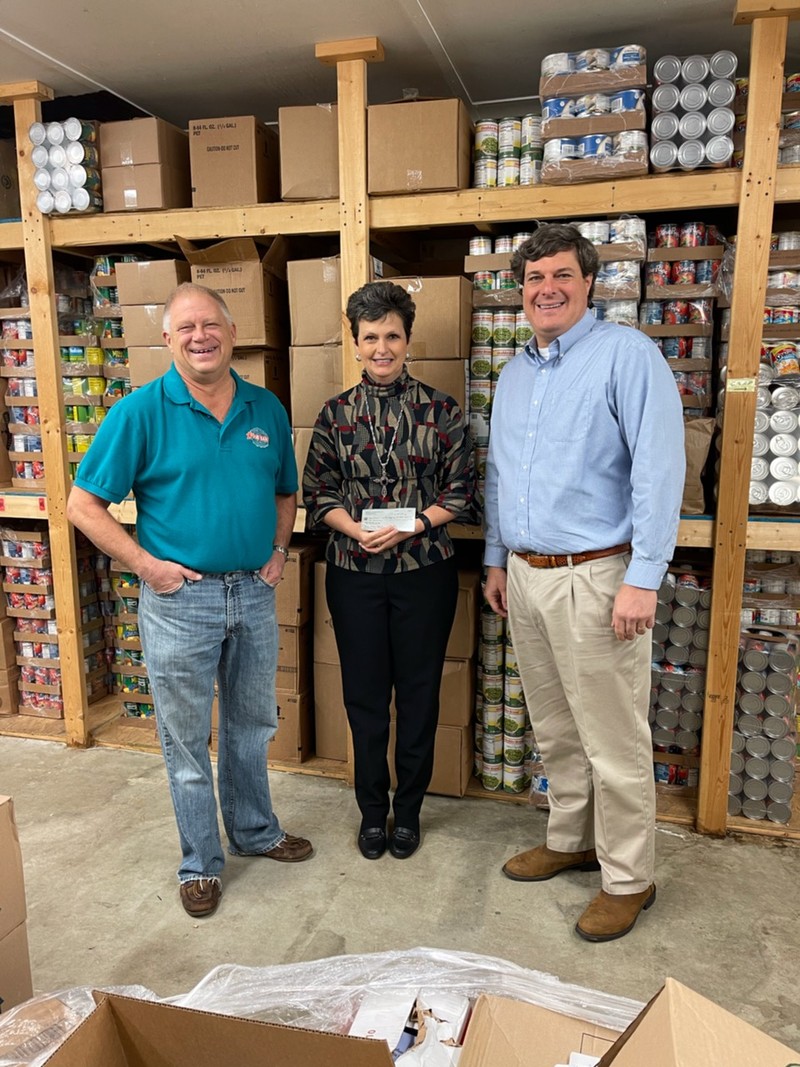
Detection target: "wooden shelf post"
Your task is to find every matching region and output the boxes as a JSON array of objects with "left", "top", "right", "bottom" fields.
[{"left": 10, "top": 85, "right": 90, "bottom": 747}]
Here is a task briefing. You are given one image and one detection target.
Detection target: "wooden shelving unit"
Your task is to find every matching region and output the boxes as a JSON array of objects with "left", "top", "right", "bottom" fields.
[{"left": 0, "top": 3, "right": 799, "bottom": 840}]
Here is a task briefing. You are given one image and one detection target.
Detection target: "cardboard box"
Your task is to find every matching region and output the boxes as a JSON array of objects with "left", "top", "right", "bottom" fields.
[
  {"left": 276, "top": 624, "right": 311, "bottom": 695},
  {"left": 393, "top": 276, "right": 472, "bottom": 359},
  {"left": 289, "top": 346, "right": 343, "bottom": 427},
  {"left": 275, "top": 543, "right": 320, "bottom": 627},
  {"left": 271, "top": 688, "right": 313, "bottom": 763},
  {"left": 388, "top": 722, "right": 473, "bottom": 797},
  {"left": 0, "top": 617, "right": 16, "bottom": 671},
  {"left": 439, "top": 657, "right": 475, "bottom": 728},
  {"left": 189, "top": 116, "right": 280, "bottom": 208},
  {"left": 102, "top": 163, "right": 192, "bottom": 212},
  {"left": 0, "top": 140, "right": 21, "bottom": 220},
  {"left": 410, "top": 358, "right": 466, "bottom": 411},
  {"left": 100, "top": 117, "right": 190, "bottom": 167},
  {"left": 293, "top": 427, "right": 315, "bottom": 503},
  {"left": 313, "top": 561, "right": 338, "bottom": 665},
  {"left": 287, "top": 256, "right": 393, "bottom": 347},
  {"left": 114, "top": 260, "right": 191, "bottom": 305},
  {"left": 121, "top": 304, "right": 166, "bottom": 348},
  {"left": 0, "top": 796, "right": 33, "bottom": 1011},
  {"left": 231, "top": 349, "right": 290, "bottom": 410},
  {"left": 368, "top": 99, "right": 472, "bottom": 195},
  {"left": 279, "top": 105, "right": 339, "bottom": 200},
  {"left": 313, "top": 659, "right": 348, "bottom": 761},
  {"left": 177, "top": 236, "right": 288, "bottom": 349},
  {"left": 446, "top": 570, "right": 480, "bottom": 659},
  {"left": 0, "top": 666, "right": 20, "bottom": 716},
  {"left": 128, "top": 346, "right": 172, "bottom": 387}
]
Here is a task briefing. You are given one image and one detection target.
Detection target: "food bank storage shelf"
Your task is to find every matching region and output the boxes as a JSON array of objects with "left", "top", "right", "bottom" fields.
[
  {"left": 48, "top": 201, "right": 341, "bottom": 248},
  {"left": 0, "top": 713, "right": 66, "bottom": 742},
  {"left": 0, "top": 221, "right": 23, "bottom": 251},
  {"left": 0, "top": 491, "right": 48, "bottom": 518}
]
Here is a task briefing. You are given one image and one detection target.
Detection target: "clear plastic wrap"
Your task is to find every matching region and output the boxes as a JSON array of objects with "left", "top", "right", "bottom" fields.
[{"left": 0, "top": 949, "right": 645, "bottom": 1067}]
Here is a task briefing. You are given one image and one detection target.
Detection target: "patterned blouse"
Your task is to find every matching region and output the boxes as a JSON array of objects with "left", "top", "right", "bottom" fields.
[{"left": 303, "top": 366, "right": 480, "bottom": 574}]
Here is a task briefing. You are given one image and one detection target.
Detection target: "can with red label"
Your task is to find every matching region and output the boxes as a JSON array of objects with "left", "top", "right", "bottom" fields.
[
  {"left": 646, "top": 261, "right": 672, "bottom": 287},
  {"left": 671, "top": 260, "right": 696, "bottom": 285},
  {"left": 663, "top": 300, "right": 689, "bottom": 324},
  {"left": 655, "top": 223, "right": 680, "bottom": 248},
  {"left": 680, "top": 221, "right": 706, "bottom": 246}
]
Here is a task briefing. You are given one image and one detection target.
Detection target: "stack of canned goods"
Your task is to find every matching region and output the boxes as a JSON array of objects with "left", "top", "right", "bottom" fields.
[
  {"left": 723, "top": 375, "right": 800, "bottom": 507},
  {"left": 728, "top": 635, "right": 798, "bottom": 822},
  {"left": 28, "top": 117, "right": 102, "bottom": 215},
  {"left": 649, "top": 51, "right": 738, "bottom": 172},
  {"left": 473, "top": 114, "right": 543, "bottom": 188},
  {"left": 542, "top": 88, "right": 646, "bottom": 126},
  {"left": 473, "top": 602, "right": 538, "bottom": 795},
  {"left": 541, "top": 44, "right": 645, "bottom": 78},
  {"left": 737, "top": 74, "right": 800, "bottom": 165},
  {"left": 741, "top": 555, "right": 800, "bottom": 627},
  {"left": 542, "top": 129, "right": 648, "bottom": 172},
  {"left": 650, "top": 569, "right": 712, "bottom": 789}
]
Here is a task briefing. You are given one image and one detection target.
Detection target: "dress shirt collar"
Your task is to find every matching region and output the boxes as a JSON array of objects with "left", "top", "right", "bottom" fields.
[{"left": 525, "top": 309, "right": 597, "bottom": 364}]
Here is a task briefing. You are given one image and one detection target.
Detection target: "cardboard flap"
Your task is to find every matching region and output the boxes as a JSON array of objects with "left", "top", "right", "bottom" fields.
[
  {"left": 174, "top": 235, "right": 263, "bottom": 266},
  {"left": 597, "top": 979, "right": 800, "bottom": 1067},
  {"left": 0, "top": 795, "right": 26, "bottom": 939}
]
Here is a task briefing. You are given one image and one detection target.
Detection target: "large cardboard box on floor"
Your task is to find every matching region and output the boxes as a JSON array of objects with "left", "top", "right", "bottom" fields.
[
  {"left": 189, "top": 116, "right": 280, "bottom": 207},
  {"left": 313, "top": 659, "right": 348, "bottom": 761},
  {"left": 177, "top": 235, "right": 288, "bottom": 349},
  {"left": 99, "top": 117, "right": 191, "bottom": 211},
  {"left": 279, "top": 105, "right": 339, "bottom": 200},
  {"left": 290, "top": 346, "right": 343, "bottom": 427},
  {"left": 114, "top": 260, "right": 191, "bottom": 305},
  {"left": 388, "top": 721, "right": 473, "bottom": 797},
  {"left": 411, "top": 358, "right": 466, "bottom": 411},
  {"left": 393, "top": 276, "right": 473, "bottom": 359},
  {"left": 0, "top": 665, "right": 20, "bottom": 716},
  {"left": 0, "top": 796, "right": 33, "bottom": 1012},
  {"left": 276, "top": 543, "right": 320, "bottom": 627},
  {"left": 276, "top": 624, "right": 312, "bottom": 696},
  {"left": 368, "top": 98, "right": 472, "bottom": 195},
  {"left": 271, "top": 688, "right": 313, "bottom": 764}
]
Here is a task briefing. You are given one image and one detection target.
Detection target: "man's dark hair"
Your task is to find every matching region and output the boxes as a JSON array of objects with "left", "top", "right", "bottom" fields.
[
  {"left": 346, "top": 281, "right": 416, "bottom": 341},
  {"left": 510, "top": 223, "right": 600, "bottom": 302}
]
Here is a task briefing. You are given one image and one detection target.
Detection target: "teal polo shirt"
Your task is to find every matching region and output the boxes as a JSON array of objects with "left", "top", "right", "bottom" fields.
[{"left": 74, "top": 365, "right": 298, "bottom": 572}]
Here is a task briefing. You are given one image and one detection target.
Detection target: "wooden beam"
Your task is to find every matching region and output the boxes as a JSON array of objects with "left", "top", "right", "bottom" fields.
[
  {"left": 0, "top": 81, "right": 54, "bottom": 103},
  {"left": 734, "top": 0, "right": 800, "bottom": 23},
  {"left": 315, "top": 37, "right": 384, "bottom": 66},
  {"left": 12, "top": 95, "right": 89, "bottom": 748},
  {"left": 697, "top": 16, "right": 788, "bottom": 835}
]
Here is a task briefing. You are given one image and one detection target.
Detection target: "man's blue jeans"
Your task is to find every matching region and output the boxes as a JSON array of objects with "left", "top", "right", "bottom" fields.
[{"left": 139, "top": 571, "right": 283, "bottom": 883}]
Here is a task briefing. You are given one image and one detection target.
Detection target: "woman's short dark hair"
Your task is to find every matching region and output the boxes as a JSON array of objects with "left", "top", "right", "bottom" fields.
[
  {"left": 346, "top": 281, "right": 416, "bottom": 341},
  {"left": 510, "top": 223, "right": 600, "bottom": 301}
]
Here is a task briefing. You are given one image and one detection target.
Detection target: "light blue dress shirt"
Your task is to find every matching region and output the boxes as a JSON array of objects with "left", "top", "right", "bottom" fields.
[{"left": 484, "top": 310, "right": 685, "bottom": 590}]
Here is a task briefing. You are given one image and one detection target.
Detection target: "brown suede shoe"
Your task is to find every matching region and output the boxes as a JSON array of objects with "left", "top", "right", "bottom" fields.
[
  {"left": 251, "top": 833, "right": 313, "bottom": 862},
  {"left": 575, "top": 885, "right": 656, "bottom": 942},
  {"left": 179, "top": 878, "right": 221, "bottom": 918},
  {"left": 502, "top": 844, "right": 600, "bottom": 882}
]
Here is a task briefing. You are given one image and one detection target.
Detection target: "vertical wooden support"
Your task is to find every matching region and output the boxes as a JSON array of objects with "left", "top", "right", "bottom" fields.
[
  {"left": 11, "top": 89, "right": 89, "bottom": 747},
  {"left": 697, "top": 16, "right": 788, "bottom": 833}
]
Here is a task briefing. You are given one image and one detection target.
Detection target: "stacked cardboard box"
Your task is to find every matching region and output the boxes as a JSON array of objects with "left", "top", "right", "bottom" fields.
[
  {"left": 278, "top": 105, "right": 339, "bottom": 200},
  {"left": 0, "top": 796, "right": 33, "bottom": 1011},
  {"left": 116, "top": 259, "right": 191, "bottom": 387},
  {"left": 368, "top": 99, "right": 472, "bottom": 195},
  {"left": 99, "top": 117, "right": 191, "bottom": 212},
  {"left": 189, "top": 116, "right": 279, "bottom": 207},
  {"left": 312, "top": 561, "right": 480, "bottom": 794}
]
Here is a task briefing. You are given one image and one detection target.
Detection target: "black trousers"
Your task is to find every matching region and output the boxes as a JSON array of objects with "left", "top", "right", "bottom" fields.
[{"left": 325, "top": 556, "right": 458, "bottom": 831}]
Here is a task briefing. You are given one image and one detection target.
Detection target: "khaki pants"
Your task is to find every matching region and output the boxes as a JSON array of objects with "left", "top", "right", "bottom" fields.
[{"left": 506, "top": 552, "right": 655, "bottom": 894}]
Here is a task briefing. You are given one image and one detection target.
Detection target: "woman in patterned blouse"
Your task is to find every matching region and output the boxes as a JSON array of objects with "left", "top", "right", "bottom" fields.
[{"left": 303, "top": 281, "right": 480, "bottom": 860}]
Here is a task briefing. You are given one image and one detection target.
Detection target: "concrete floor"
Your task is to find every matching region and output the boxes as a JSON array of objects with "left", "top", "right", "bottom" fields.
[{"left": 1, "top": 734, "right": 799, "bottom": 1052}]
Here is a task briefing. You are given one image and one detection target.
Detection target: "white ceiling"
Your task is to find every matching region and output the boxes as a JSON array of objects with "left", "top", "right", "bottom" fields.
[{"left": 1, "top": 0, "right": 799, "bottom": 127}]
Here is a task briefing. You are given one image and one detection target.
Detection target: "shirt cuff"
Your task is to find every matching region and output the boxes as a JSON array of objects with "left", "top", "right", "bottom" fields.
[
  {"left": 484, "top": 546, "right": 509, "bottom": 569},
  {"left": 624, "top": 559, "right": 666, "bottom": 590}
]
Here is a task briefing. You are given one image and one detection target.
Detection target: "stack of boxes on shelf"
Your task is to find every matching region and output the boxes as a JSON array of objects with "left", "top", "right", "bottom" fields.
[
  {"left": 28, "top": 118, "right": 102, "bottom": 215},
  {"left": 278, "top": 105, "right": 339, "bottom": 201},
  {"left": 313, "top": 561, "right": 480, "bottom": 796},
  {"left": 0, "top": 524, "right": 106, "bottom": 720},
  {"left": 734, "top": 69, "right": 800, "bottom": 168},
  {"left": 640, "top": 219, "right": 724, "bottom": 416},
  {"left": 116, "top": 259, "right": 190, "bottom": 387},
  {"left": 649, "top": 51, "right": 738, "bottom": 173},
  {"left": 539, "top": 45, "right": 649, "bottom": 185},
  {"left": 188, "top": 116, "right": 280, "bottom": 207},
  {"left": 99, "top": 117, "right": 191, "bottom": 212}
]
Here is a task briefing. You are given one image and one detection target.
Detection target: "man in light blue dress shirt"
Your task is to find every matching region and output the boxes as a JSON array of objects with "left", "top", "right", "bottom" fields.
[{"left": 484, "top": 224, "right": 685, "bottom": 942}]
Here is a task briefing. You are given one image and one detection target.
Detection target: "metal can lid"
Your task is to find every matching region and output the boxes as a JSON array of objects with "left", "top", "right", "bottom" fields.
[
  {"left": 33, "top": 168, "right": 51, "bottom": 192},
  {"left": 707, "top": 78, "right": 737, "bottom": 107},
  {"left": 680, "top": 692, "right": 704, "bottom": 715},
  {"left": 762, "top": 715, "right": 790, "bottom": 741},
  {"left": 705, "top": 134, "right": 735, "bottom": 165},
  {"left": 675, "top": 729, "right": 699, "bottom": 752},
  {"left": 742, "top": 648, "right": 769, "bottom": 672},
  {"left": 766, "top": 670, "right": 793, "bottom": 695},
  {"left": 763, "top": 691, "right": 790, "bottom": 716},
  {"left": 692, "top": 629, "right": 710, "bottom": 650},
  {"left": 767, "top": 800, "right": 792, "bottom": 823},
  {"left": 731, "top": 730, "right": 746, "bottom": 753},
  {"left": 671, "top": 605, "right": 696, "bottom": 628},
  {"left": 709, "top": 49, "right": 739, "bottom": 79},
  {"left": 684, "top": 669, "right": 706, "bottom": 694},
  {"left": 743, "top": 777, "right": 769, "bottom": 801},
  {"left": 770, "top": 736, "right": 796, "bottom": 760},
  {"left": 668, "top": 625, "right": 693, "bottom": 647},
  {"left": 49, "top": 167, "right": 70, "bottom": 191},
  {"left": 739, "top": 670, "right": 765, "bottom": 693},
  {"left": 745, "top": 735, "right": 771, "bottom": 758},
  {"left": 741, "top": 797, "right": 767, "bottom": 820},
  {"left": 655, "top": 707, "right": 680, "bottom": 729},
  {"left": 727, "top": 794, "right": 742, "bottom": 816},
  {"left": 679, "top": 112, "right": 707, "bottom": 140},
  {"left": 35, "top": 189, "right": 55, "bottom": 214},
  {"left": 652, "top": 84, "right": 681, "bottom": 112},
  {"left": 680, "top": 84, "right": 708, "bottom": 111},
  {"left": 737, "top": 713, "right": 762, "bottom": 737},
  {"left": 729, "top": 771, "right": 744, "bottom": 794},
  {"left": 46, "top": 120, "right": 65, "bottom": 144},
  {"left": 699, "top": 589, "right": 713, "bottom": 609},
  {"left": 650, "top": 140, "right": 678, "bottom": 170},
  {"left": 695, "top": 608, "right": 711, "bottom": 629},
  {"left": 28, "top": 121, "right": 47, "bottom": 145},
  {"left": 730, "top": 751, "right": 746, "bottom": 775},
  {"left": 707, "top": 107, "right": 735, "bottom": 136},
  {"left": 652, "top": 726, "right": 675, "bottom": 747},
  {"left": 679, "top": 707, "right": 702, "bottom": 731},
  {"left": 768, "top": 780, "right": 794, "bottom": 805},
  {"left": 677, "top": 139, "right": 705, "bottom": 170},
  {"left": 652, "top": 621, "right": 670, "bottom": 645},
  {"left": 71, "top": 188, "right": 92, "bottom": 212},
  {"left": 682, "top": 54, "right": 711, "bottom": 83},
  {"left": 53, "top": 189, "right": 72, "bottom": 214},
  {"left": 688, "top": 648, "right": 707, "bottom": 667},
  {"left": 770, "top": 757, "right": 796, "bottom": 783},
  {"left": 744, "top": 755, "right": 770, "bottom": 779},
  {"left": 654, "top": 55, "right": 682, "bottom": 83},
  {"left": 657, "top": 689, "right": 681, "bottom": 711},
  {"left": 767, "top": 648, "right": 794, "bottom": 672},
  {"left": 665, "top": 644, "right": 690, "bottom": 664}
]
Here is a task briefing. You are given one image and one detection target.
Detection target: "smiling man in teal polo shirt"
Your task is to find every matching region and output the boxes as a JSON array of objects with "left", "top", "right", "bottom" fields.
[{"left": 68, "top": 282, "right": 313, "bottom": 918}]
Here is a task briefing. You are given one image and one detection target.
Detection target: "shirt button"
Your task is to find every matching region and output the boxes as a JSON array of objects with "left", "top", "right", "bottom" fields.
[{"left": 520, "top": 497, "right": 525, "bottom": 503}]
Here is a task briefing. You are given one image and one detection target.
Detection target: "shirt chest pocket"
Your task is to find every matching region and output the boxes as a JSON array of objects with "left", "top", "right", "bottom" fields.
[{"left": 543, "top": 389, "right": 592, "bottom": 443}]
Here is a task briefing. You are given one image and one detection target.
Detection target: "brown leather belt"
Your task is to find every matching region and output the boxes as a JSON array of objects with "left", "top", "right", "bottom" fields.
[{"left": 514, "top": 542, "right": 631, "bottom": 569}]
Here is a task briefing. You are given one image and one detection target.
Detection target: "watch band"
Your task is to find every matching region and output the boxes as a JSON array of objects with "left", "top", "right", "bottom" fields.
[
  {"left": 272, "top": 544, "right": 289, "bottom": 557},
  {"left": 418, "top": 512, "right": 433, "bottom": 535}
]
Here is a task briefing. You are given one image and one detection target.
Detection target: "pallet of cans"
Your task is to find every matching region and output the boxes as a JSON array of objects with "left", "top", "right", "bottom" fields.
[
  {"left": 109, "top": 569, "right": 154, "bottom": 722},
  {"left": 650, "top": 568, "right": 712, "bottom": 794},
  {"left": 740, "top": 550, "right": 800, "bottom": 630},
  {"left": 539, "top": 44, "right": 648, "bottom": 184},
  {"left": 649, "top": 51, "right": 738, "bottom": 173},
  {"left": 735, "top": 72, "right": 800, "bottom": 166},
  {"left": 473, "top": 114, "right": 542, "bottom": 189},
  {"left": 28, "top": 118, "right": 102, "bottom": 215},
  {"left": 728, "top": 631, "right": 797, "bottom": 824}
]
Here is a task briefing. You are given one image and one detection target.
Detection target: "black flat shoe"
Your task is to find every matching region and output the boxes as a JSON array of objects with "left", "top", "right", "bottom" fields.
[
  {"left": 357, "top": 827, "right": 387, "bottom": 860},
  {"left": 389, "top": 826, "right": 420, "bottom": 859}
]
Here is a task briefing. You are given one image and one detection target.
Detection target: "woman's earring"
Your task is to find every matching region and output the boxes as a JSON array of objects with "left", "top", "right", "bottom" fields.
[{"left": 355, "top": 353, "right": 362, "bottom": 362}]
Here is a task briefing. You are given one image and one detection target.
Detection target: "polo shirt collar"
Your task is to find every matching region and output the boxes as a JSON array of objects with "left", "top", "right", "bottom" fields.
[
  {"left": 525, "top": 309, "right": 596, "bottom": 363},
  {"left": 163, "top": 364, "right": 256, "bottom": 412}
]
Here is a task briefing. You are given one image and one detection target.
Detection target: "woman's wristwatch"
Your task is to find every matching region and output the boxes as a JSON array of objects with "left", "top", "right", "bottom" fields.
[
  {"left": 272, "top": 544, "right": 289, "bottom": 557},
  {"left": 418, "top": 513, "right": 433, "bottom": 535}
]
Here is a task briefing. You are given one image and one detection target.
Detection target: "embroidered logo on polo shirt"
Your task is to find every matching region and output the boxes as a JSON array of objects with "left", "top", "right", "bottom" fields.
[{"left": 246, "top": 427, "right": 270, "bottom": 448}]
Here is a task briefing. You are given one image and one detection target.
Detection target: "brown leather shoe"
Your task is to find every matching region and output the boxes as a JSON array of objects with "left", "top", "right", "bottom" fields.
[
  {"left": 179, "top": 878, "right": 221, "bottom": 918},
  {"left": 252, "top": 833, "right": 313, "bottom": 862},
  {"left": 576, "top": 885, "right": 656, "bottom": 942},
  {"left": 502, "top": 844, "right": 600, "bottom": 882}
]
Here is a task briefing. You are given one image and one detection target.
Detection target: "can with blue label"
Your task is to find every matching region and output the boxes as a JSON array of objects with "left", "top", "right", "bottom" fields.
[
  {"left": 573, "top": 93, "right": 610, "bottom": 117},
  {"left": 610, "top": 43, "right": 645, "bottom": 67},
  {"left": 543, "top": 138, "right": 580, "bottom": 162},
  {"left": 542, "top": 97, "right": 574, "bottom": 120},
  {"left": 579, "top": 134, "right": 613, "bottom": 158},
  {"left": 609, "top": 89, "right": 645, "bottom": 113},
  {"left": 575, "top": 47, "right": 610, "bottom": 71}
]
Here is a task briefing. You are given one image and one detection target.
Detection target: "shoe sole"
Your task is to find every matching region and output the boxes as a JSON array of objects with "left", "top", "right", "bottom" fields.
[
  {"left": 503, "top": 859, "right": 601, "bottom": 882},
  {"left": 575, "top": 886, "right": 657, "bottom": 942}
]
